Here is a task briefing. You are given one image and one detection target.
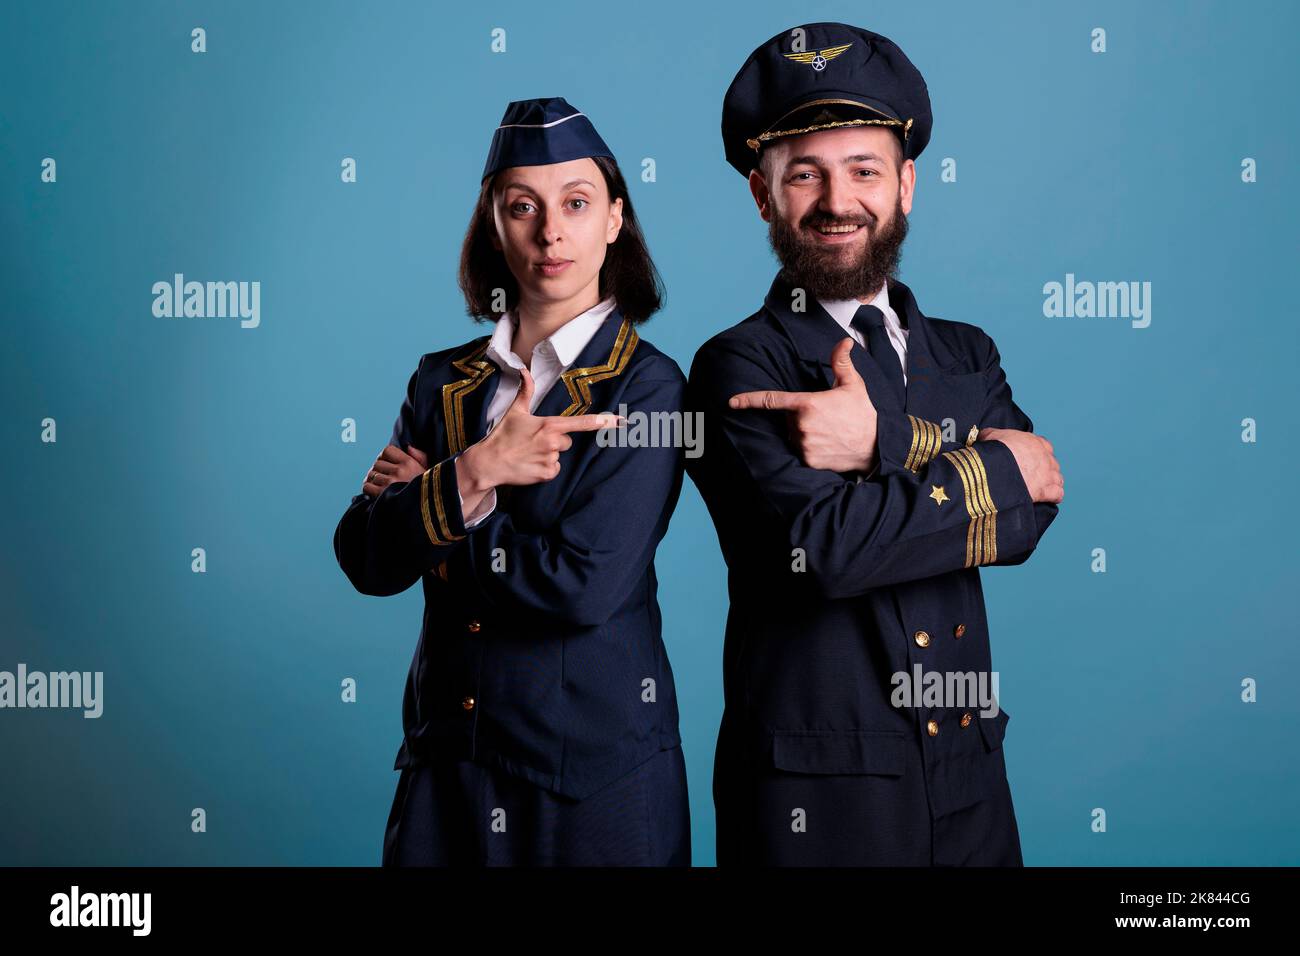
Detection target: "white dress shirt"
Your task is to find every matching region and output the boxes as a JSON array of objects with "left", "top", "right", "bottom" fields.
[
  {"left": 816, "top": 282, "right": 909, "bottom": 479},
  {"left": 455, "top": 295, "right": 619, "bottom": 527}
]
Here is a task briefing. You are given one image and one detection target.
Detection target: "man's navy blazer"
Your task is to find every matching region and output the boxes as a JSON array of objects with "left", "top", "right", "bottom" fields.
[
  {"left": 334, "top": 308, "right": 687, "bottom": 800},
  {"left": 685, "top": 272, "right": 1058, "bottom": 830}
]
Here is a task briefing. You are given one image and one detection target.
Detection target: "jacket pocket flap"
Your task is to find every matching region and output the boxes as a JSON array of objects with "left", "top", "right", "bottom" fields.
[{"left": 771, "top": 730, "right": 905, "bottom": 776}]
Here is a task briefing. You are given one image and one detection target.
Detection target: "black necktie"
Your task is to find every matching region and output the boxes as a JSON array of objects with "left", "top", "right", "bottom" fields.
[{"left": 850, "top": 304, "right": 905, "bottom": 405}]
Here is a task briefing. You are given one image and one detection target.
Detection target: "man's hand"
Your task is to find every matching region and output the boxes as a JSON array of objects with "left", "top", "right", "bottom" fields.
[
  {"left": 978, "top": 427, "right": 1064, "bottom": 504},
  {"left": 729, "top": 338, "right": 879, "bottom": 473},
  {"left": 456, "top": 367, "right": 623, "bottom": 509},
  {"left": 362, "top": 443, "right": 428, "bottom": 497}
]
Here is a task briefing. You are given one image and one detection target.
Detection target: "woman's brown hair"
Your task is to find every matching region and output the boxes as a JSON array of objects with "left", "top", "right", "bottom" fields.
[{"left": 457, "top": 155, "right": 664, "bottom": 324}]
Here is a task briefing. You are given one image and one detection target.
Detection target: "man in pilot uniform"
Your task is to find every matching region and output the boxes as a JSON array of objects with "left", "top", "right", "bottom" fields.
[{"left": 686, "top": 23, "right": 1064, "bottom": 865}]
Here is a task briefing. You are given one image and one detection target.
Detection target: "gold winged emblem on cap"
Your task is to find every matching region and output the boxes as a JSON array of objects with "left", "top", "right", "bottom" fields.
[{"left": 784, "top": 42, "right": 852, "bottom": 71}]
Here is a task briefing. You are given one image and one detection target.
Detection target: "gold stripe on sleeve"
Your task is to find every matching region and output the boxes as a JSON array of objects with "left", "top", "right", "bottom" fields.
[
  {"left": 905, "top": 415, "right": 943, "bottom": 472},
  {"left": 905, "top": 415, "right": 923, "bottom": 472},
  {"left": 430, "top": 461, "right": 464, "bottom": 543},
  {"left": 941, "top": 446, "right": 1000, "bottom": 566},
  {"left": 420, "top": 468, "right": 446, "bottom": 546}
]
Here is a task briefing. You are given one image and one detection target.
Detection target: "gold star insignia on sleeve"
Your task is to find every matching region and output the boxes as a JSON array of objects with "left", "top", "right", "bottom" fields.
[{"left": 930, "top": 485, "right": 949, "bottom": 506}]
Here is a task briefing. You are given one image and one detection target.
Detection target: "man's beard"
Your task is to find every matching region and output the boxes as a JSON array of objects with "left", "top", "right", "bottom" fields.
[{"left": 767, "top": 193, "right": 909, "bottom": 301}]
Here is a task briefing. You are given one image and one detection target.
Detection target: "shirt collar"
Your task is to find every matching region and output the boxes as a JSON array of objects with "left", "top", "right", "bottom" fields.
[
  {"left": 484, "top": 314, "right": 523, "bottom": 371},
  {"left": 485, "top": 295, "right": 618, "bottom": 371},
  {"left": 547, "top": 295, "right": 618, "bottom": 366},
  {"left": 817, "top": 281, "right": 906, "bottom": 337}
]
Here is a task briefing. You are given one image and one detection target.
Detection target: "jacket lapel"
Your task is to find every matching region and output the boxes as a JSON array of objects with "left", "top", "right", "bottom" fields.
[
  {"left": 506, "top": 306, "right": 640, "bottom": 518},
  {"left": 530, "top": 306, "right": 639, "bottom": 419},
  {"left": 887, "top": 278, "right": 987, "bottom": 434},
  {"left": 767, "top": 273, "right": 902, "bottom": 411},
  {"left": 438, "top": 307, "right": 638, "bottom": 458},
  {"left": 766, "top": 272, "right": 982, "bottom": 431},
  {"left": 439, "top": 338, "right": 500, "bottom": 458},
  {"left": 431, "top": 309, "right": 639, "bottom": 518}
]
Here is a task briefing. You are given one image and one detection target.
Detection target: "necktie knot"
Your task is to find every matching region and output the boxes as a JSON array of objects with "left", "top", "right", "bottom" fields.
[{"left": 850, "top": 304, "right": 886, "bottom": 335}]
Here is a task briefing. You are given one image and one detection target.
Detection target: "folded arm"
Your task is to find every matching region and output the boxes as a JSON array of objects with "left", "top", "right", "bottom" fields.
[
  {"left": 689, "top": 338, "right": 1044, "bottom": 599},
  {"left": 872, "top": 333, "right": 1059, "bottom": 566},
  {"left": 334, "top": 357, "right": 473, "bottom": 597}
]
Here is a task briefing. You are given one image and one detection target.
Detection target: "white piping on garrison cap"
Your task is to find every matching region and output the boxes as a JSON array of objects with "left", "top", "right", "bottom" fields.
[{"left": 496, "top": 112, "right": 589, "bottom": 131}]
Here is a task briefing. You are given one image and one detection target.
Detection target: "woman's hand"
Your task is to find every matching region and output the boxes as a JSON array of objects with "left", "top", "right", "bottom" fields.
[
  {"left": 361, "top": 443, "right": 429, "bottom": 497},
  {"left": 456, "top": 367, "right": 621, "bottom": 508}
]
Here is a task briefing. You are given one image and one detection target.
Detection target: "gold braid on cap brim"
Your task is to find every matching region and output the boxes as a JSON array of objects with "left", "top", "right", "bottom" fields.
[{"left": 747, "top": 116, "right": 913, "bottom": 151}]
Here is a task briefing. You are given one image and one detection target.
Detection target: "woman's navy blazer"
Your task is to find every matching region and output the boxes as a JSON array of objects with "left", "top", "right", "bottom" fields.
[{"left": 334, "top": 307, "right": 687, "bottom": 800}]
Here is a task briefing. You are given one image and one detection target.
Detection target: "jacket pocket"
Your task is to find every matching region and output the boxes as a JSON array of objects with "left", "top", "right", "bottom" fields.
[
  {"left": 977, "top": 709, "right": 1010, "bottom": 752},
  {"left": 771, "top": 730, "right": 905, "bottom": 776}
]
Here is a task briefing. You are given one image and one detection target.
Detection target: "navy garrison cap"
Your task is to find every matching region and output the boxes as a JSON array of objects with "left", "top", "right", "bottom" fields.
[
  {"left": 721, "top": 23, "right": 932, "bottom": 177},
  {"left": 481, "top": 96, "right": 615, "bottom": 182}
]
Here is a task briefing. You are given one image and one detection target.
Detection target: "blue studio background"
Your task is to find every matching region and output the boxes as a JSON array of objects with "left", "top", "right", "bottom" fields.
[{"left": 2, "top": 0, "right": 1297, "bottom": 866}]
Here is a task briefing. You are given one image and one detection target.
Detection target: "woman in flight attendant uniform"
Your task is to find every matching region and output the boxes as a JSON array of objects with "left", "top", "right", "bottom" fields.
[{"left": 333, "top": 97, "right": 691, "bottom": 866}]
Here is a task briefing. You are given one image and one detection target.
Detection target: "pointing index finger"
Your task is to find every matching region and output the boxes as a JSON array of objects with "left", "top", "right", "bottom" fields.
[
  {"left": 729, "top": 389, "right": 805, "bottom": 411},
  {"left": 546, "top": 413, "right": 625, "bottom": 433}
]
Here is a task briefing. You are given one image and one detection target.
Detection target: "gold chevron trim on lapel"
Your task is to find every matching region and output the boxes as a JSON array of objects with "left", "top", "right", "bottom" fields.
[
  {"left": 905, "top": 414, "right": 944, "bottom": 472},
  {"left": 441, "top": 340, "right": 498, "bottom": 456},
  {"left": 941, "top": 445, "right": 998, "bottom": 567},
  {"left": 557, "top": 317, "right": 638, "bottom": 416}
]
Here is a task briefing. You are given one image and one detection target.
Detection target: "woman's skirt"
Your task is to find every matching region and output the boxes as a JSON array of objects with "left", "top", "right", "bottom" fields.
[{"left": 382, "top": 744, "right": 691, "bottom": 866}]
